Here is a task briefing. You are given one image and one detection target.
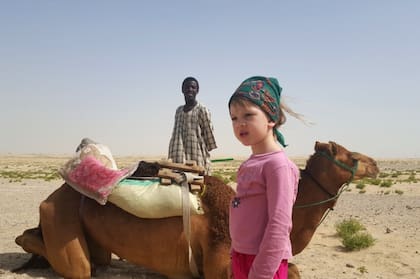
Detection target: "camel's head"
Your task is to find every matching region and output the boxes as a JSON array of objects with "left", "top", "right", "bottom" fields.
[{"left": 314, "top": 141, "right": 379, "bottom": 181}]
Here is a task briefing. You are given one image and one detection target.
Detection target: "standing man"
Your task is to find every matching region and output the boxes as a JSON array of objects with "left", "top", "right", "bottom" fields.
[{"left": 168, "top": 77, "right": 217, "bottom": 174}]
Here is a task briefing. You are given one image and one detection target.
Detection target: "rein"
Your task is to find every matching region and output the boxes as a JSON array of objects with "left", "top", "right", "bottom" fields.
[{"left": 294, "top": 151, "right": 359, "bottom": 209}]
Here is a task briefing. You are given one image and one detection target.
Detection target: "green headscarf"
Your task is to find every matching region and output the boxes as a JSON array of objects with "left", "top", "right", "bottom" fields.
[{"left": 228, "top": 76, "right": 286, "bottom": 147}]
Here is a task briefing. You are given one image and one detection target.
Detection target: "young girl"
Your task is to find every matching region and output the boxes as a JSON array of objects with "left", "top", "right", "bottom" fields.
[{"left": 228, "top": 76, "right": 299, "bottom": 279}]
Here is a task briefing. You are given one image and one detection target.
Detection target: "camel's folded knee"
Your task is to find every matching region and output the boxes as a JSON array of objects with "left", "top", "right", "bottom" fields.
[{"left": 15, "top": 227, "right": 47, "bottom": 258}]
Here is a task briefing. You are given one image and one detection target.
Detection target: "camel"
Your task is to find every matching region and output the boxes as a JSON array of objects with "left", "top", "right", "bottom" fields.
[{"left": 14, "top": 141, "right": 379, "bottom": 279}]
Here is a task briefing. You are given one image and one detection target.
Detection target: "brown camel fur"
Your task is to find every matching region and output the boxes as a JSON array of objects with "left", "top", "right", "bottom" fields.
[{"left": 14, "top": 141, "right": 379, "bottom": 278}]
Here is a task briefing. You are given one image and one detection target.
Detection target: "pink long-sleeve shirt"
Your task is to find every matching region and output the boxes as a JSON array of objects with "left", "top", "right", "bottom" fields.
[{"left": 229, "top": 150, "right": 299, "bottom": 279}]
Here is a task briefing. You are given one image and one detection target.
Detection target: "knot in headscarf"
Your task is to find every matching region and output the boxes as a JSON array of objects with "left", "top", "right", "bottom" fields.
[{"left": 228, "top": 76, "right": 287, "bottom": 147}]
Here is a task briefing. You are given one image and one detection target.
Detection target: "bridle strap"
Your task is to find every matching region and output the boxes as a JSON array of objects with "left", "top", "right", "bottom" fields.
[
  {"left": 300, "top": 169, "right": 335, "bottom": 198},
  {"left": 318, "top": 151, "right": 358, "bottom": 181},
  {"left": 294, "top": 151, "right": 359, "bottom": 209}
]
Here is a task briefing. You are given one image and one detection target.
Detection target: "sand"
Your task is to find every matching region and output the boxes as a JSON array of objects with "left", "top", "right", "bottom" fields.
[{"left": 0, "top": 156, "right": 419, "bottom": 279}]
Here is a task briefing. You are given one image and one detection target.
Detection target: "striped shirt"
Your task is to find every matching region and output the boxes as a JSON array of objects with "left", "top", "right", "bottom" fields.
[{"left": 168, "top": 103, "right": 217, "bottom": 174}]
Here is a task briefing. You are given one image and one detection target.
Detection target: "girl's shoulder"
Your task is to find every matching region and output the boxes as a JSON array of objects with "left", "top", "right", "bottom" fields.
[{"left": 263, "top": 150, "right": 297, "bottom": 169}]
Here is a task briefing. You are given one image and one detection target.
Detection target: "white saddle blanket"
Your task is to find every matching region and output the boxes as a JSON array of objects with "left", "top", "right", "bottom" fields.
[{"left": 108, "top": 179, "right": 204, "bottom": 218}]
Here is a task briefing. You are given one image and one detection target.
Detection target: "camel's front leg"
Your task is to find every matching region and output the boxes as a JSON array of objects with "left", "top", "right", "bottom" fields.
[{"left": 40, "top": 184, "right": 91, "bottom": 279}]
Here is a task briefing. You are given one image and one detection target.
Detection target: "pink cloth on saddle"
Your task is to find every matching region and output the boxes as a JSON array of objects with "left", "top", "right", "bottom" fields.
[{"left": 63, "top": 155, "right": 133, "bottom": 205}]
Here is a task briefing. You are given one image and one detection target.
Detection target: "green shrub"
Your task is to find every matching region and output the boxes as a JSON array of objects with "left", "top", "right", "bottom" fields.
[
  {"left": 355, "top": 183, "right": 365, "bottom": 190},
  {"left": 406, "top": 174, "right": 417, "bottom": 183},
  {"left": 380, "top": 180, "right": 393, "bottom": 187},
  {"left": 391, "top": 171, "right": 401, "bottom": 178},
  {"left": 358, "top": 266, "right": 368, "bottom": 274},
  {"left": 394, "top": 189, "right": 404, "bottom": 195},
  {"left": 0, "top": 169, "right": 61, "bottom": 181},
  {"left": 341, "top": 232, "right": 375, "bottom": 251},
  {"left": 379, "top": 172, "right": 389, "bottom": 178},
  {"left": 369, "top": 178, "right": 381, "bottom": 185},
  {"left": 336, "top": 218, "right": 364, "bottom": 238},
  {"left": 229, "top": 172, "right": 237, "bottom": 183},
  {"left": 335, "top": 218, "right": 375, "bottom": 251}
]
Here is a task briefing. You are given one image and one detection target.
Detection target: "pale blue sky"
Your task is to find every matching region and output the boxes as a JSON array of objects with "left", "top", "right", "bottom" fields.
[{"left": 1, "top": 1, "right": 419, "bottom": 159}]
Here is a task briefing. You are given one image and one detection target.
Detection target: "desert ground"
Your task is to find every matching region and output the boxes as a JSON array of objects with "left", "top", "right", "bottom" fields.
[{"left": 0, "top": 155, "right": 419, "bottom": 279}]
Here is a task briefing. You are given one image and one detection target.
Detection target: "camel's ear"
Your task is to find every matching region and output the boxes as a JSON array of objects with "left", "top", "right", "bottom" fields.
[
  {"left": 329, "top": 141, "right": 338, "bottom": 156},
  {"left": 314, "top": 141, "right": 329, "bottom": 152},
  {"left": 316, "top": 141, "right": 337, "bottom": 156}
]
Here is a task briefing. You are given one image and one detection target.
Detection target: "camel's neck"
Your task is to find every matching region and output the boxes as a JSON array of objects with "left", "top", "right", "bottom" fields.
[{"left": 291, "top": 170, "right": 347, "bottom": 255}]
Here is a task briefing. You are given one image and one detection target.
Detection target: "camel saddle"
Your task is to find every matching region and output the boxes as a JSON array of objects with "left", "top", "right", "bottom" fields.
[{"left": 129, "top": 160, "right": 205, "bottom": 194}]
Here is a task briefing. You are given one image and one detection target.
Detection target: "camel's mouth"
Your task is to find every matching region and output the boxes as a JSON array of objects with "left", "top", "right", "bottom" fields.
[
  {"left": 368, "top": 166, "right": 380, "bottom": 178},
  {"left": 368, "top": 158, "right": 380, "bottom": 177},
  {"left": 352, "top": 152, "right": 380, "bottom": 179},
  {"left": 350, "top": 165, "right": 379, "bottom": 181}
]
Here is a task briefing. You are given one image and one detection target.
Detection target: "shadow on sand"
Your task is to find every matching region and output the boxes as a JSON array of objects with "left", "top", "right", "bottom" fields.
[{"left": 0, "top": 252, "right": 168, "bottom": 279}]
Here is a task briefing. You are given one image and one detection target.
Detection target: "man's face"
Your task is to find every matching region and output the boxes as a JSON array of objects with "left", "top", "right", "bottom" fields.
[{"left": 182, "top": 80, "right": 199, "bottom": 104}]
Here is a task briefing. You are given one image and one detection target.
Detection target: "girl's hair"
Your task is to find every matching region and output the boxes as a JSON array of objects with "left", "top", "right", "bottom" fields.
[
  {"left": 275, "top": 107, "right": 286, "bottom": 128},
  {"left": 182, "top": 77, "right": 199, "bottom": 89},
  {"left": 229, "top": 95, "right": 287, "bottom": 129}
]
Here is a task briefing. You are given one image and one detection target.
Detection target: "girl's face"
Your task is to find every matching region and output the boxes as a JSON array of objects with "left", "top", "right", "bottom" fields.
[{"left": 229, "top": 101, "right": 276, "bottom": 154}]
